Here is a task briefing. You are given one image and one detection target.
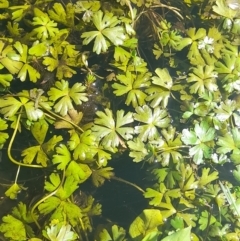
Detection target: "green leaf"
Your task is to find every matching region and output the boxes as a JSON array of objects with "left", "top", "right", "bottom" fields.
[
  {"left": 0, "top": 118, "right": 9, "bottom": 145},
  {"left": 32, "top": 12, "right": 59, "bottom": 41},
  {"left": 145, "top": 68, "right": 173, "bottom": 108},
  {"left": 29, "top": 42, "right": 49, "bottom": 56},
  {"left": 9, "top": 5, "right": 30, "bottom": 21},
  {"left": 0, "top": 41, "right": 23, "bottom": 74},
  {"left": 161, "top": 226, "right": 191, "bottom": 241},
  {"left": 12, "top": 202, "right": 37, "bottom": 224},
  {"left": 44, "top": 173, "right": 61, "bottom": 192},
  {"left": 217, "top": 127, "right": 240, "bottom": 164},
  {"left": 127, "top": 138, "right": 148, "bottom": 162},
  {"left": 91, "top": 167, "right": 114, "bottom": 187},
  {"left": 198, "top": 168, "right": 219, "bottom": 188},
  {"left": 38, "top": 196, "right": 61, "bottom": 215},
  {"left": 58, "top": 176, "right": 79, "bottom": 199},
  {"left": 0, "top": 215, "right": 26, "bottom": 241},
  {"left": 170, "top": 216, "right": 184, "bottom": 230},
  {"left": 112, "top": 71, "right": 151, "bottom": 107},
  {"left": 68, "top": 130, "right": 96, "bottom": 161},
  {"left": 151, "top": 126, "right": 183, "bottom": 166},
  {"left": 0, "top": 0, "right": 9, "bottom": 8},
  {"left": 233, "top": 165, "right": 240, "bottom": 183},
  {"left": 5, "top": 183, "right": 22, "bottom": 199},
  {"left": 129, "top": 209, "right": 163, "bottom": 239},
  {"left": 31, "top": 119, "right": 49, "bottom": 144},
  {"left": 81, "top": 11, "right": 126, "bottom": 54},
  {"left": 14, "top": 41, "right": 40, "bottom": 82},
  {"left": 48, "top": 80, "right": 88, "bottom": 116},
  {"left": 213, "top": 0, "right": 237, "bottom": 19},
  {"left": 199, "top": 210, "right": 216, "bottom": 230},
  {"left": 0, "top": 74, "right": 13, "bottom": 87},
  {"left": 52, "top": 144, "right": 71, "bottom": 170},
  {"left": 134, "top": 105, "right": 170, "bottom": 142},
  {"left": 50, "top": 201, "right": 82, "bottom": 227},
  {"left": 21, "top": 145, "right": 48, "bottom": 167},
  {"left": 177, "top": 213, "right": 197, "bottom": 227},
  {"left": 66, "top": 161, "right": 92, "bottom": 183},
  {"left": 144, "top": 188, "right": 163, "bottom": 206},
  {"left": 92, "top": 109, "right": 134, "bottom": 148},
  {"left": 48, "top": 3, "right": 74, "bottom": 27},
  {"left": 215, "top": 100, "right": 231, "bottom": 121},
  {"left": 181, "top": 121, "right": 215, "bottom": 164},
  {"left": 96, "top": 225, "right": 126, "bottom": 241},
  {"left": 187, "top": 65, "right": 218, "bottom": 95}
]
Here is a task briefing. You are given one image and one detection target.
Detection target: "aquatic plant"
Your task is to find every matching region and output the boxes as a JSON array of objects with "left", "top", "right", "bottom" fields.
[{"left": 0, "top": 0, "right": 240, "bottom": 240}]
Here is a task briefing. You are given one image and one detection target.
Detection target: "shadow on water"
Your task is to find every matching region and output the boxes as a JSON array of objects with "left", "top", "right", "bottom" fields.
[{"left": 93, "top": 153, "right": 148, "bottom": 229}]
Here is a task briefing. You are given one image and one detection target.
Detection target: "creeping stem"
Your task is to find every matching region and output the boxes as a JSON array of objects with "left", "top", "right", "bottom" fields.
[
  {"left": 7, "top": 108, "right": 43, "bottom": 168},
  {"left": 31, "top": 168, "right": 66, "bottom": 229}
]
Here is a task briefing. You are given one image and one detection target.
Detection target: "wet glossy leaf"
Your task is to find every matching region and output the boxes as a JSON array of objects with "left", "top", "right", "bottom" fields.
[
  {"left": 112, "top": 71, "right": 151, "bottom": 107},
  {"left": 134, "top": 105, "right": 170, "bottom": 142},
  {"left": 187, "top": 65, "right": 218, "bottom": 95},
  {"left": 92, "top": 109, "right": 134, "bottom": 148},
  {"left": 182, "top": 121, "right": 215, "bottom": 164},
  {"left": 52, "top": 144, "right": 71, "bottom": 170},
  {"left": 68, "top": 130, "right": 96, "bottom": 161},
  {"left": 81, "top": 11, "right": 126, "bottom": 54},
  {"left": 0, "top": 41, "right": 23, "bottom": 74},
  {"left": 151, "top": 126, "right": 183, "bottom": 165},
  {"left": 179, "top": 163, "right": 198, "bottom": 191},
  {"left": 48, "top": 79, "right": 88, "bottom": 116},
  {"left": 127, "top": 138, "right": 148, "bottom": 162},
  {"left": 161, "top": 226, "right": 191, "bottom": 241},
  {"left": 129, "top": 209, "right": 163, "bottom": 239},
  {"left": 145, "top": 68, "right": 173, "bottom": 108},
  {"left": 217, "top": 127, "right": 240, "bottom": 164},
  {"left": 66, "top": 161, "right": 92, "bottom": 183},
  {"left": 14, "top": 41, "right": 40, "bottom": 82}
]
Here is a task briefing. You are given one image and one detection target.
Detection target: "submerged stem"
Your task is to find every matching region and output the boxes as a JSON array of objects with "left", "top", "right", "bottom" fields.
[{"left": 111, "top": 176, "right": 145, "bottom": 193}]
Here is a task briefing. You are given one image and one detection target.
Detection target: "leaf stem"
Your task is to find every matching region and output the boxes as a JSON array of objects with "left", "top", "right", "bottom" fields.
[
  {"left": 30, "top": 169, "right": 66, "bottom": 229},
  {"left": 111, "top": 176, "right": 145, "bottom": 193},
  {"left": 7, "top": 110, "right": 43, "bottom": 168}
]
